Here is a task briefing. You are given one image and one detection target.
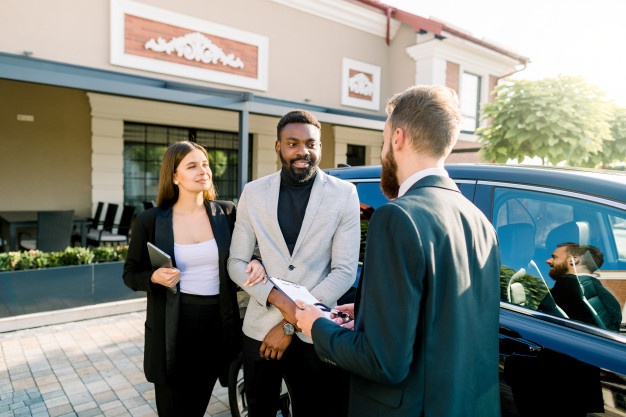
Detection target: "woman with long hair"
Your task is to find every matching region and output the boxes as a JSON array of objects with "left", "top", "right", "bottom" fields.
[{"left": 124, "top": 141, "right": 266, "bottom": 416}]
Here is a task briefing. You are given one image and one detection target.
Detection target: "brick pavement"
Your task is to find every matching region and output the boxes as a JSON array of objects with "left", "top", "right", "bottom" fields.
[{"left": 0, "top": 311, "right": 232, "bottom": 417}]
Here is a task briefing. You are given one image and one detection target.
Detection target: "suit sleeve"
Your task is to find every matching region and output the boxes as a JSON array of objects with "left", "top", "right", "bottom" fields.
[
  {"left": 227, "top": 185, "right": 274, "bottom": 305},
  {"left": 311, "top": 203, "right": 423, "bottom": 384}
]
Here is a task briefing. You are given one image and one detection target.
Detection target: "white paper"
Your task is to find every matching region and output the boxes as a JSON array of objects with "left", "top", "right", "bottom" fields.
[
  {"left": 269, "top": 276, "right": 319, "bottom": 304},
  {"left": 268, "top": 276, "right": 332, "bottom": 319}
]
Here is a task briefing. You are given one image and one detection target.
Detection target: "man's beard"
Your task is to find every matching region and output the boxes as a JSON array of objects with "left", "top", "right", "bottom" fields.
[
  {"left": 548, "top": 260, "right": 569, "bottom": 280},
  {"left": 380, "top": 145, "right": 400, "bottom": 199},
  {"left": 279, "top": 152, "right": 318, "bottom": 182}
]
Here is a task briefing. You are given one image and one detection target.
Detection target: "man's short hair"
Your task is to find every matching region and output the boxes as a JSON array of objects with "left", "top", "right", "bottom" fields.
[
  {"left": 385, "top": 85, "right": 461, "bottom": 158},
  {"left": 558, "top": 242, "right": 604, "bottom": 271},
  {"left": 277, "top": 110, "right": 321, "bottom": 139}
]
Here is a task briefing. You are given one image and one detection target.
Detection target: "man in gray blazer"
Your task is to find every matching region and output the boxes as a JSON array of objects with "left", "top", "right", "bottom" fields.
[
  {"left": 228, "top": 110, "right": 360, "bottom": 417},
  {"left": 296, "top": 86, "right": 502, "bottom": 417}
]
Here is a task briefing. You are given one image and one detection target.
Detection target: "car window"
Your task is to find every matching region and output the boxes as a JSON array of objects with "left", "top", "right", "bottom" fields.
[
  {"left": 351, "top": 182, "right": 386, "bottom": 288},
  {"left": 494, "top": 187, "right": 626, "bottom": 333}
]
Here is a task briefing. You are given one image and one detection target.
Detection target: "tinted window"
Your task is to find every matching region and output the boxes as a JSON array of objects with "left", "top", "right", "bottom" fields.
[{"left": 494, "top": 187, "right": 626, "bottom": 332}]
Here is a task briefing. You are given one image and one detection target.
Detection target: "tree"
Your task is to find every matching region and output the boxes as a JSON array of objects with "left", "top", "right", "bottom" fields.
[
  {"left": 601, "top": 106, "right": 626, "bottom": 169},
  {"left": 477, "top": 75, "right": 616, "bottom": 167}
]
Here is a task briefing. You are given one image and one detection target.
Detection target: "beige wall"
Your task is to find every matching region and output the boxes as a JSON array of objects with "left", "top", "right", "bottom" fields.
[
  {"left": 0, "top": 80, "right": 92, "bottom": 215},
  {"left": 387, "top": 24, "right": 422, "bottom": 97},
  {"left": 0, "top": 0, "right": 395, "bottom": 117},
  {"left": 0, "top": 77, "right": 379, "bottom": 213}
]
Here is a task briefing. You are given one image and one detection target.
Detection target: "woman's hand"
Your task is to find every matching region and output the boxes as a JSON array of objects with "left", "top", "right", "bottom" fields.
[
  {"left": 243, "top": 259, "right": 267, "bottom": 286},
  {"left": 151, "top": 267, "right": 181, "bottom": 290}
]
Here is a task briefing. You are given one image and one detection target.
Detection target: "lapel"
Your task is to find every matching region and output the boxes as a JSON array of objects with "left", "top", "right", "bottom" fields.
[
  {"left": 267, "top": 172, "right": 291, "bottom": 257},
  {"left": 154, "top": 207, "right": 174, "bottom": 262},
  {"left": 153, "top": 206, "right": 178, "bottom": 375},
  {"left": 206, "top": 200, "right": 229, "bottom": 265},
  {"left": 292, "top": 168, "right": 325, "bottom": 257}
]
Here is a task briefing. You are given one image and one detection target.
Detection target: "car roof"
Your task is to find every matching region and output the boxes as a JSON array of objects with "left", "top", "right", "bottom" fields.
[{"left": 325, "top": 163, "right": 626, "bottom": 203}]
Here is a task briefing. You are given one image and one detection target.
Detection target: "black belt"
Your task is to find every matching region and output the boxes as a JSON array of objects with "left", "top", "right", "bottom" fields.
[{"left": 180, "top": 293, "right": 220, "bottom": 305}]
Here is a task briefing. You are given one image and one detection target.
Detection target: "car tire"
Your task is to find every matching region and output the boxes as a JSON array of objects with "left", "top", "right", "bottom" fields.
[{"left": 228, "top": 351, "right": 292, "bottom": 417}]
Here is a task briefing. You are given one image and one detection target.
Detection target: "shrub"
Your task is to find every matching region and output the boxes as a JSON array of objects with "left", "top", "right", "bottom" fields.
[{"left": 0, "top": 246, "right": 128, "bottom": 272}]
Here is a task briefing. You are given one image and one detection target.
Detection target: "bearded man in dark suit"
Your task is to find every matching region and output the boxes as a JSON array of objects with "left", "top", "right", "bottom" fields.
[{"left": 296, "top": 85, "right": 502, "bottom": 417}]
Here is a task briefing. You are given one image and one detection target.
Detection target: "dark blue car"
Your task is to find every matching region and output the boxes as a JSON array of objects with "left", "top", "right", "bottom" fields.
[{"left": 325, "top": 163, "right": 626, "bottom": 417}]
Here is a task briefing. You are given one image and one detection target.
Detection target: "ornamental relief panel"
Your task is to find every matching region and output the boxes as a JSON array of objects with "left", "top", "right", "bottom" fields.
[
  {"left": 144, "top": 32, "right": 245, "bottom": 69},
  {"left": 341, "top": 58, "right": 381, "bottom": 111},
  {"left": 111, "top": 0, "right": 268, "bottom": 90},
  {"left": 125, "top": 15, "right": 257, "bottom": 78}
]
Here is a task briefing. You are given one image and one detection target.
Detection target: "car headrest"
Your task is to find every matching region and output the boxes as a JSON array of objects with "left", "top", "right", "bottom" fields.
[
  {"left": 545, "top": 221, "right": 590, "bottom": 250},
  {"left": 498, "top": 223, "right": 536, "bottom": 271}
]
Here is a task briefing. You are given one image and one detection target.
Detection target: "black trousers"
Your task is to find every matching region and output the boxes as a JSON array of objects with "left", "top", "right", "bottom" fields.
[
  {"left": 242, "top": 334, "right": 349, "bottom": 417},
  {"left": 155, "top": 293, "right": 222, "bottom": 417}
]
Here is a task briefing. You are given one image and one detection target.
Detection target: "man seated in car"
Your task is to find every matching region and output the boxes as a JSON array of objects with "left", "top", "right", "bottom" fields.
[{"left": 539, "top": 242, "right": 622, "bottom": 331}]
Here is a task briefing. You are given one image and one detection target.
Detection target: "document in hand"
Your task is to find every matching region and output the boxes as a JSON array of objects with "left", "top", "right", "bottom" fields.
[
  {"left": 268, "top": 276, "right": 332, "bottom": 318},
  {"left": 147, "top": 242, "right": 177, "bottom": 294}
]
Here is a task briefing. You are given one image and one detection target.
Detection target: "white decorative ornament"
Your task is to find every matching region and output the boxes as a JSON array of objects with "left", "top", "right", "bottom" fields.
[
  {"left": 348, "top": 72, "right": 374, "bottom": 97},
  {"left": 341, "top": 58, "right": 380, "bottom": 110},
  {"left": 145, "top": 32, "right": 244, "bottom": 69}
]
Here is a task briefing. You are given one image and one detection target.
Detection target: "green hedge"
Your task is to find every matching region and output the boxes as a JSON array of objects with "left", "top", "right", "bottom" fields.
[{"left": 0, "top": 246, "right": 128, "bottom": 272}]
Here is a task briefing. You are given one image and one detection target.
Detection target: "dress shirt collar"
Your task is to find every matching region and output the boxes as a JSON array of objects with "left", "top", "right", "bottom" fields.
[{"left": 398, "top": 168, "right": 449, "bottom": 197}]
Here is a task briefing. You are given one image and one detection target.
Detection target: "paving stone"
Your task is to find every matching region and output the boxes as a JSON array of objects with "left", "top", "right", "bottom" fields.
[{"left": 0, "top": 312, "right": 234, "bottom": 416}]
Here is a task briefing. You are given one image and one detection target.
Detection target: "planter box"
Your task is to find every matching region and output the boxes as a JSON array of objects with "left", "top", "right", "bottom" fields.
[{"left": 0, "top": 262, "right": 144, "bottom": 318}]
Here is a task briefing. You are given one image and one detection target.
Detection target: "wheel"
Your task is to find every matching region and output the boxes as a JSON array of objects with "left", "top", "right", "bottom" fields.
[{"left": 228, "top": 351, "right": 292, "bottom": 417}]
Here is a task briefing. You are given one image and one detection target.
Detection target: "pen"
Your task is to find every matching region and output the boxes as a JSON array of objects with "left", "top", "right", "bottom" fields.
[{"left": 314, "top": 302, "right": 349, "bottom": 319}]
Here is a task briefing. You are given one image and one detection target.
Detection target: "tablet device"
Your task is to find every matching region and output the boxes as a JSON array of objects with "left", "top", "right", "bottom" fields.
[{"left": 147, "top": 242, "right": 177, "bottom": 294}]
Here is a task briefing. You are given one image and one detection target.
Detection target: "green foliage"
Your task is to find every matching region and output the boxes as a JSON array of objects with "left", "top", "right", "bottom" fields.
[
  {"left": 602, "top": 106, "right": 626, "bottom": 168},
  {"left": 500, "top": 265, "right": 550, "bottom": 310},
  {"left": 0, "top": 246, "right": 127, "bottom": 272},
  {"left": 477, "top": 75, "right": 620, "bottom": 167},
  {"left": 207, "top": 149, "right": 229, "bottom": 178},
  {"left": 91, "top": 246, "right": 127, "bottom": 263}
]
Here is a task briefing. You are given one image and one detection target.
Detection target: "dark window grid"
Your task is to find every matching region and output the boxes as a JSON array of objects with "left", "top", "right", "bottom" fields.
[
  {"left": 123, "top": 122, "right": 241, "bottom": 205},
  {"left": 347, "top": 144, "right": 366, "bottom": 166}
]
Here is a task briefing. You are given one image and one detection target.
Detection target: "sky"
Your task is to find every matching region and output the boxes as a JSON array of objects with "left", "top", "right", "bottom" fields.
[{"left": 382, "top": 0, "right": 626, "bottom": 107}]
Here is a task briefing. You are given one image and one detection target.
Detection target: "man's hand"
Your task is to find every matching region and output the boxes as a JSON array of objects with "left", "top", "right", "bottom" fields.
[
  {"left": 294, "top": 300, "right": 325, "bottom": 338},
  {"left": 259, "top": 322, "right": 293, "bottom": 360},
  {"left": 331, "top": 303, "right": 355, "bottom": 329}
]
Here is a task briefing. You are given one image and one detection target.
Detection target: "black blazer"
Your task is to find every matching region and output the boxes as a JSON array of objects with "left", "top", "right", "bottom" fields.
[
  {"left": 123, "top": 200, "right": 242, "bottom": 383},
  {"left": 311, "top": 175, "right": 501, "bottom": 416}
]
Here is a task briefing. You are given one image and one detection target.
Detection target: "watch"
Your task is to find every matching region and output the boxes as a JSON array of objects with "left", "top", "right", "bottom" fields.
[{"left": 282, "top": 322, "right": 295, "bottom": 335}]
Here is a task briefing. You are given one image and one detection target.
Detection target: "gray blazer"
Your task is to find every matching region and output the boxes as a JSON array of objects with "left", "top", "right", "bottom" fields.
[{"left": 228, "top": 168, "right": 361, "bottom": 343}]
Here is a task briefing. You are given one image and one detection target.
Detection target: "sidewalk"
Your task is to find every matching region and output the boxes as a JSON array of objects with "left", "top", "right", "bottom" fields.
[{"left": 0, "top": 309, "right": 232, "bottom": 417}]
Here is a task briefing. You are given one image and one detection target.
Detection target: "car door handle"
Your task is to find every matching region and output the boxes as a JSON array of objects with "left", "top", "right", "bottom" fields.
[{"left": 499, "top": 334, "right": 542, "bottom": 356}]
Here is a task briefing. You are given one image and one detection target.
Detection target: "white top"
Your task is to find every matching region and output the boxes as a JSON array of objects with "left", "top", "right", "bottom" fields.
[{"left": 175, "top": 239, "right": 220, "bottom": 296}]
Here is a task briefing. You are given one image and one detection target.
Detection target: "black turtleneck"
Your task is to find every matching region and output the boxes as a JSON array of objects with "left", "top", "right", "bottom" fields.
[{"left": 278, "top": 168, "right": 316, "bottom": 254}]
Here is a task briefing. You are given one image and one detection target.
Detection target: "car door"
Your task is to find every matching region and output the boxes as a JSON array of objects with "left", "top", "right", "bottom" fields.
[{"left": 480, "top": 180, "right": 626, "bottom": 417}]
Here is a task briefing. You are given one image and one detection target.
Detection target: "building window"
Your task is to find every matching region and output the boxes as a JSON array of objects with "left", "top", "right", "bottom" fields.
[
  {"left": 347, "top": 144, "right": 366, "bottom": 166},
  {"left": 461, "top": 72, "right": 481, "bottom": 132},
  {"left": 123, "top": 122, "right": 243, "bottom": 209}
]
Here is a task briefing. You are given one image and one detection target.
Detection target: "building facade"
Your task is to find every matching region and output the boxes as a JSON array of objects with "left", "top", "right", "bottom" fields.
[{"left": 0, "top": 0, "right": 528, "bottom": 218}]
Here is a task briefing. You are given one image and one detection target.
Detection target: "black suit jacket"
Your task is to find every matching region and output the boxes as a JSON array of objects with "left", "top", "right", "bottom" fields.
[
  {"left": 311, "top": 175, "right": 501, "bottom": 417},
  {"left": 123, "top": 200, "right": 242, "bottom": 383}
]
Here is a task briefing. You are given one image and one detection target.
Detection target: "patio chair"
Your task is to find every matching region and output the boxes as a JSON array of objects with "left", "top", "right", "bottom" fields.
[
  {"left": 72, "top": 201, "right": 104, "bottom": 246},
  {"left": 87, "top": 204, "right": 135, "bottom": 246},
  {"left": 19, "top": 210, "right": 75, "bottom": 252}
]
